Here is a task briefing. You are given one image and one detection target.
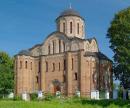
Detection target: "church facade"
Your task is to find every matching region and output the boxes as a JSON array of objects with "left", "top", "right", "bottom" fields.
[{"left": 14, "top": 8, "right": 113, "bottom": 98}]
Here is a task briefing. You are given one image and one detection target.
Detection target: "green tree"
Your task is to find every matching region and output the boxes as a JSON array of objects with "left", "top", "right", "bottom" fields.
[
  {"left": 0, "top": 52, "right": 14, "bottom": 98},
  {"left": 107, "top": 7, "right": 130, "bottom": 89}
]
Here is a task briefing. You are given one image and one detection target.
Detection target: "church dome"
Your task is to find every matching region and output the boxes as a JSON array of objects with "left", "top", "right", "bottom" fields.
[
  {"left": 56, "top": 8, "right": 83, "bottom": 20},
  {"left": 56, "top": 8, "right": 85, "bottom": 39},
  {"left": 60, "top": 9, "right": 80, "bottom": 17}
]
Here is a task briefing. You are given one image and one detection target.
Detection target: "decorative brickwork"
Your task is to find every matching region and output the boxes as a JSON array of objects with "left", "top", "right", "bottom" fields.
[{"left": 14, "top": 8, "right": 112, "bottom": 98}]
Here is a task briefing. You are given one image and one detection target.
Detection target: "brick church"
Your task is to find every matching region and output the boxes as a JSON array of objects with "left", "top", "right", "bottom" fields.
[{"left": 14, "top": 7, "right": 113, "bottom": 98}]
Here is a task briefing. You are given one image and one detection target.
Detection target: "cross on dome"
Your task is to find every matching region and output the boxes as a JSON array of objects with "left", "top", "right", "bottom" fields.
[{"left": 69, "top": 3, "right": 72, "bottom": 9}]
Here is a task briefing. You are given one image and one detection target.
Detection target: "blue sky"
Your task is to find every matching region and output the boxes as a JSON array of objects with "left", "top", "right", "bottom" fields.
[{"left": 0, "top": 0, "right": 130, "bottom": 59}]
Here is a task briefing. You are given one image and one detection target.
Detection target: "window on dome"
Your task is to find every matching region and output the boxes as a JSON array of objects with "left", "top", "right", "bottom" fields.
[
  {"left": 77, "top": 23, "right": 79, "bottom": 34},
  {"left": 70, "top": 22, "right": 72, "bottom": 34},
  {"left": 63, "top": 42, "right": 65, "bottom": 52},
  {"left": 53, "top": 41, "right": 55, "bottom": 54},
  {"left": 82, "top": 25, "right": 83, "bottom": 35},
  {"left": 48, "top": 45, "right": 50, "bottom": 54},
  {"left": 59, "top": 40, "right": 61, "bottom": 53},
  {"left": 20, "top": 61, "right": 22, "bottom": 69},
  {"left": 63, "top": 22, "right": 65, "bottom": 33}
]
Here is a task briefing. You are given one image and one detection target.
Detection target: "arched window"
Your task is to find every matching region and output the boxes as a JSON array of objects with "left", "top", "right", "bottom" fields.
[
  {"left": 63, "top": 22, "right": 65, "bottom": 33},
  {"left": 25, "top": 61, "right": 28, "bottom": 69},
  {"left": 36, "top": 76, "right": 38, "bottom": 83},
  {"left": 75, "top": 73, "right": 78, "bottom": 80},
  {"left": 59, "top": 40, "right": 61, "bottom": 53},
  {"left": 63, "top": 42, "right": 65, "bottom": 52},
  {"left": 63, "top": 74, "right": 66, "bottom": 82},
  {"left": 31, "top": 62, "right": 32, "bottom": 70},
  {"left": 53, "top": 41, "right": 55, "bottom": 54},
  {"left": 77, "top": 23, "right": 79, "bottom": 34},
  {"left": 82, "top": 25, "right": 84, "bottom": 35},
  {"left": 38, "top": 61, "right": 40, "bottom": 73},
  {"left": 70, "top": 22, "right": 72, "bottom": 34},
  {"left": 72, "top": 58, "right": 74, "bottom": 70},
  {"left": 15, "top": 60, "right": 17, "bottom": 70},
  {"left": 59, "top": 62, "right": 60, "bottom": 71},
  {"left": 48, "top": 45, "right": 50, "bottom": 54},
  {"left": 20, "top": 61, "right": 22, "bottom": 69},
  {"left": 52, "top": 63, "right": 55, "bottom": 72},
  {"left": 64, "top": 60, "right": 66, "bottom": 71},
  {"left": 46, "top": 62, "right": 48, "bottom": 72}
]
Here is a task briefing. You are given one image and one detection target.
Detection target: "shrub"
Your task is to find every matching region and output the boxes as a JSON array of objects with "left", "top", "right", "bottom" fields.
[
  {"left": 13, "top": 96, "right": 22, "bottom": 101},
  {"left": 44, "top": 93, "right": 55, "bottom": 101},
  {"left": 30, "top": 93, "right": 38, "bottom": 101},
  {"left": 0, "top": 94, "right": 4, "bottom": 99},
  {"left": 99, "top": 90, "right": 105, "bottom": 99}
]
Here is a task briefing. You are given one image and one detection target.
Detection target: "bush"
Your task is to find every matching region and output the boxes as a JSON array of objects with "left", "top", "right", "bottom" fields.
[
  {"left": 30, "top": 93, "right": 38, "bottom": 101},
  {"left": 99, "top": 90, "right": 105, "bottom": 99},
  {"left": 13, "top": 96, "right": 22, "bottom": 101},
  {"left": 44, "top": 93, "right": 55, "bottom": 101},
  {"left": 0, "top": 94, "right": 4, "bottom": 99},
  {"left": 118, "top": 87, "right": 123, "bottom": 99}
]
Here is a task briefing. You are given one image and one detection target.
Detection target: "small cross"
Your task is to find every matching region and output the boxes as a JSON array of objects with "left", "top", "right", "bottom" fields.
[{"left": 69, "top": 3, "right": 72, "bottom": 9}]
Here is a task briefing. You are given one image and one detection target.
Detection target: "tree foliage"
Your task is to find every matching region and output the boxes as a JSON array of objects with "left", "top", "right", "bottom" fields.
[
  {"left": 0, "top": 51, "right": 14, "bottom": 97},
  {"left": 107, "top": 7, "right": 130, "bottom": 88}
]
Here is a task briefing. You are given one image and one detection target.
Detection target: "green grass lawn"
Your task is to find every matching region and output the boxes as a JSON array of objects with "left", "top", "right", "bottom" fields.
[{"left": 0, "top": 98, "right": 130, "bottom": 108}]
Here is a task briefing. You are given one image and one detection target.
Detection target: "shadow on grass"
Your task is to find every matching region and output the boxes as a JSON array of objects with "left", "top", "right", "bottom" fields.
[{"left": 80, "top": 99, "right": 130, "bottom": 107}]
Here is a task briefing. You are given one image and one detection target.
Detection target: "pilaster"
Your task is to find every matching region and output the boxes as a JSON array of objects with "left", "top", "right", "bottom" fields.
[
  {"left": 66, "top": 52, "right": 73, "bottom": 96},
  {"left": 41, "top": 56, "right": 46, "bottom": 92}
]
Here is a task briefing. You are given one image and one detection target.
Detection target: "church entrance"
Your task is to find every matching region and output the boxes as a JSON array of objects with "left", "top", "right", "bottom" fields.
[
  {"left": 54, "top": 85, "right": 61, "bottom": 93},
  {"left": 52, "top": 79, "right": 61, "bottom": 94}
]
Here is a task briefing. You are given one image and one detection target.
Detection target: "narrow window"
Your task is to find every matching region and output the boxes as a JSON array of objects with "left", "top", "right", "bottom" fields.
[
  {"left": 63, "top": 42, "right": 65, "bottom": 52},
  {"left": 52, "top": 63, "right": 55, "bottom": 72},
  {"left": 63, "top": 22, "right": 65, "bottom": 33},
  {"left": 77, "top": 23, "right": 79, "bottom": 34},
  {"left": 59, "top": 40, "right": 61, "bottom": 53},
  {"left": 64, "top": 60, "right": 66, "bottom": 71},
  {"left": 75, "top": 73, "right": 78, "bottom": 80},
  {"left": 25, "top": 61, "right": 27, "bottom": 69},
  {"left": 46, "top": 62, "right": 48, "bottom": 72},
  {"left": 38, "top": 61, "right": 40, "bottom": 73},
  {"left": 59, "top": 62, "right": 60, "bottom": 71},
  {"left": 48, "top": 45, "right": 50, "bottom": 54},
  {"left": 72, "top": 58, "right": 73, "bottom": 70},
  {"left": 63, "top": 75, "right": 66, "bottom": 82},
  {"left": 70, "top": 22, "right": 72, "bottom": 34},
  {"left": 20, "top": 61, "right": 22, "bottom": 69},
  {"left": 53, "top": 41, "right": 55, "bottom": 54},
  {"left": 36, "top": 76, "right": 38, "bottom": 83},
  {"left": 31, "top": 62, "right": 32, "bottom": 70},
  {"left": 82, "top": 25, "right": 83, "bottom": 35},
  {"left": 15, "top": 60, "right": 17, "bottom": 70}
]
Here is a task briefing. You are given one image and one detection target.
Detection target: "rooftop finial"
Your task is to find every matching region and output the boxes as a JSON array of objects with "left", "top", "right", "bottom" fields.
[{"left": 69, "top": 3, "right": 72, "bottom": 9}]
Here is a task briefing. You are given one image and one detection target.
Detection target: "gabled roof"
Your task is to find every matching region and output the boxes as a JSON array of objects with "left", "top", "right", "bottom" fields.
[
  {"left": 85, "top": 51, "right": 112, "bottom": 62},
  {"left": 29, "top": 44, "right": 41, "bottom": 51},
  {"left": 17, "top": 50, "right": 32, "bottom": 56}
]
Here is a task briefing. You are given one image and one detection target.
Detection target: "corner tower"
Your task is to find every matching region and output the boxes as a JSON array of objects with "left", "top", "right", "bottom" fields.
[{"left": 56, "top": 8, "right": 85, "bottom": 39}]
